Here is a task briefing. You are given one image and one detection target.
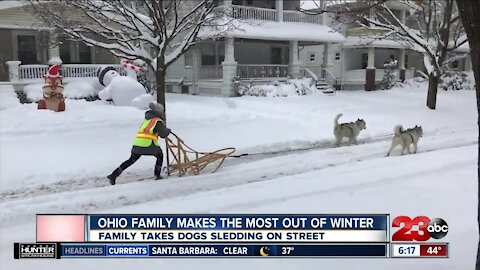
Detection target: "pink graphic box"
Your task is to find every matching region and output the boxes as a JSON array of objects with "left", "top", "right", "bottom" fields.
[{"left": 36, "top": 215, "right": 85, "bottom": 242}]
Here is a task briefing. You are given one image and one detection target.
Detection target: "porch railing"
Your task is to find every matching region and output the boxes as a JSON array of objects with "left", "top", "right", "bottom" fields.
[
  {"left": 16, "top": 64, "right": 126, "bottom": 81},
  {"left": 19, "top": 65, "right": 49, "bottom": 81},
  {"left": 216, "top": 5, "right": 322, "bottom": 25},
  {"left": 283, "top": 10, "right": 322, "bottom": 24},
  {"left": 237, "top": 64, "right": 289, "bottom": 79},
  {"left": 232, "top": 5, "right": 278, "bottom": 22}
]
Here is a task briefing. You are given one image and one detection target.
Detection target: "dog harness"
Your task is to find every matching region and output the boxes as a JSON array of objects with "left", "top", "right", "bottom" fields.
[{"left": 341, "top": 123, "right": 354, "bottom": 134}]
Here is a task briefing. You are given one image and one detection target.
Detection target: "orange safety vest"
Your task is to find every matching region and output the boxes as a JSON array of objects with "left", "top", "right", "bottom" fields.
[{"left": 133, "top": 117, "right": 162, "bottom": 147}]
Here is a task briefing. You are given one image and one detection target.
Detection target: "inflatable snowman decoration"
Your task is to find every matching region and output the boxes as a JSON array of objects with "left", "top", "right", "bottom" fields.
[{"left": 97, "top": 59, "right": 154, "bottom": 109}]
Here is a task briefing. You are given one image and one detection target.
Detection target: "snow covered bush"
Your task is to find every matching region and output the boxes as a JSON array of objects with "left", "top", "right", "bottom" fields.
[
  {"left": 440, "top": 71, "right": 475, "bottom": 91},
  {"left": 64, "top": 79, "right": 102, "bottom": 101},
  {"left": 237, "top": 78, "right": 317, "bottom": 97},
  {"left": 380, "top": 60, "right": 398, "bottom": 90},
  {"left": 23, "top": 79, "right": 102, "bottom": 103},
  {"left": 0, "top": 85, "right": 20, "bottom": 110}
]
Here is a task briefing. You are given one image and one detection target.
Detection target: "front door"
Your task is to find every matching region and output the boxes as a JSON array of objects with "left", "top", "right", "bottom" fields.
[
  {"left": 17, "top": 35, "right": 37, "bottom": 64},
  {"left": 271, "top": 47, "right": 282, "bottom": 64}
]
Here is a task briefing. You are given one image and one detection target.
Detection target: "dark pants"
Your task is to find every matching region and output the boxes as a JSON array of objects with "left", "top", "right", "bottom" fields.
[{"left": 111, "top": 151, "right": 164, "bottom": 178}]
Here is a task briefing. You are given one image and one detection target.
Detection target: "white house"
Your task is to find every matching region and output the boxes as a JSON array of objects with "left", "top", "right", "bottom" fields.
[
  {"left": 163, "top": 0, "right": 345, "bottom": 96},
  {"left": 2, "top": 0, "right": 472, "bottom": 95},
  {"left": 299, "top": 0, "right": 472, "bottom": 91}
]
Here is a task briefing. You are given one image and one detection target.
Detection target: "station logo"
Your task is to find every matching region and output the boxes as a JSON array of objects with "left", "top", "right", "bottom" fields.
[{"left": 392, "top": 216, "right": 448, "bottom": 241}]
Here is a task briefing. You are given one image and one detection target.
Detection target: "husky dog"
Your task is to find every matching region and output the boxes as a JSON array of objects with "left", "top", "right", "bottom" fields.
[
  {"left": 333, "top": 113, "right": 367, "bottom": 146},
  {"left": 386, "top": 125, "right": 423, "bottom": 156}
]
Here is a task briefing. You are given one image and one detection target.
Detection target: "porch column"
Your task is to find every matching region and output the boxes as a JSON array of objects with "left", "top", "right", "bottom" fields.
[
  {"left": 5, "top": 61, "right": 21, "bottom": 82},
  {"left": 399, "top": 11, "right": 407, "bottom": 82},
  {"left": 465, "top": 55, "right": 472, "bottom": 71},
  {"left": 320, "top": 0, "right": 327, "bottom": 25},
  {"left": 223, "top": 0, "right": 232, "bottom": 17},
  {"left": 289, "top": 40, "right": 301, "bottom": 78},
  {"left": 399, "top": 48, "right": 406, "bottom": 82},
  {"left": 276, "top": 0, "right": 283, "bottom": 22},
  {"left": 48, "top": 32, "right": 62, "bottom": 65},
  {"left": 400, "top": 10, "right": 406, "bottom": 24},
  {"left": 322, "top": 43, "right": 334, "bottom": 79},
  {"left": 192, "top": 46, "right": 200, "bottom": 95},
  {"left": 365, "top": 46, "right": 375, "bottom": 91},
  {"left": 222, "top": 37, "right": 237, "bottom": 97}
]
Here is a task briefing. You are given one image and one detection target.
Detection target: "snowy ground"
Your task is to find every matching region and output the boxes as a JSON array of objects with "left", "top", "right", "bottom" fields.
[{"left": 0, "top": 82, "right": 478, "bottom": 269}]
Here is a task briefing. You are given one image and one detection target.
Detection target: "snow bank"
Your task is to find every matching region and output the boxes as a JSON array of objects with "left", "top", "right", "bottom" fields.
[
  {"left": 1, "top": 86, "right": 477, "bottom": 190},
  {"left": 64, "top": 78, "right": 103, "bottom": 99},
  {"left": 23, "top": 83, "right": 44, "bottom": 102},
  {"left": 0, "top": 85, "right": 20, "bottom": 110},
  {"left": 23, "top": 78, "right": 103, "bottom": 101},
  {"left": 237, "top": 78, "right": 318, "bottom": 97}
]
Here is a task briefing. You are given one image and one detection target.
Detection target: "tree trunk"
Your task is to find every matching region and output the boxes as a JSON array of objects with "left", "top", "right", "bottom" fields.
[
  {"left": 455, "top": 1, "right": 480, "bottom": 268},
  {"left": 426, "top": 74, "right": 440, "bottom": 110},
  {"left": 155, "top": 68, "right": 166, "bottom": 107},
  {"left": 155, "top": 55, "right": 166, "bottom": 111}
]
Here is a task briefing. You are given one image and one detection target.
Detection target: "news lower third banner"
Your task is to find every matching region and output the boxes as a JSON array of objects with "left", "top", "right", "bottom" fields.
[
  {"left": 15, "top": 243, "right": 388, "bottom": 258},
  {"left": 15, "top": 214, "right": 453, "bottom": 259},
  {"left": 86, "top": 214, "right": 389, "bottom": 242}
]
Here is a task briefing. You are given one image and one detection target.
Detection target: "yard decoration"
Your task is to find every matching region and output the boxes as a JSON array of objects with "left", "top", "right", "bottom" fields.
[
  {"left": 165, "top": 132, "right": 236, "bottom": 177},
  {"left": 37, "top": 64, "right": 66, "bottom": 112},
  {"left": 97, "top": 59, "right": 154, "bottom": 109}
]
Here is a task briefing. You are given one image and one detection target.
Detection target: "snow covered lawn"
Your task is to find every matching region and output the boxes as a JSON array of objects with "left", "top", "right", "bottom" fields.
[
  {"left": 0, "top": 82, "right": 478, "bottom": 269},
  {"left": 1, "top": 83, "right": 476, "bottom": 189}
]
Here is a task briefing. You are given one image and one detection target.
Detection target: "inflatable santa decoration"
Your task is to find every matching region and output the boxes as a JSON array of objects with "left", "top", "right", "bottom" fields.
[{"left": 38, "top": 64, "right": 65, "bottom": 112}]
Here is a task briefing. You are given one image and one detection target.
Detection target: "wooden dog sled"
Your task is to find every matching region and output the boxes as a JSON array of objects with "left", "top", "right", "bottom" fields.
[{"left": 165, "top": 132, "right": 236, "bottom": 177}]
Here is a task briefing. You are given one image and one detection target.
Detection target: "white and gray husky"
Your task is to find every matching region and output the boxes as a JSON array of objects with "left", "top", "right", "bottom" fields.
[
  {"left": 334, "top": 113, "right": 367, "bottom": 146},
  {"left": 386, "top": 125, "right": 423, "bottom": 156}
]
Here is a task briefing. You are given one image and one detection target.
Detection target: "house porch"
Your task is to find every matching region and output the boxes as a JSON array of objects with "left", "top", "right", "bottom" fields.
[{"left": 341, "top": 47, "right": 424, "bottom": 90}]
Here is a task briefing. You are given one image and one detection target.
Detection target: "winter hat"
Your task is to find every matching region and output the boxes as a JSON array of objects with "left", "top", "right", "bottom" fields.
[
  {"left": 46, "top": 64, "right": 61, "bottom": 78},
  {"left": 149, "top": 102, "right": 165, "bottom": 119},
  {"left": 97, "top": 66, "right": 117, "bottom": 86}
]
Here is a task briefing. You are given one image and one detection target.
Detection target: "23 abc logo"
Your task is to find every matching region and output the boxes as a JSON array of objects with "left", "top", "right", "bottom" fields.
[{"left": 392, "top": 216, "right": 448, "bottom": 241}]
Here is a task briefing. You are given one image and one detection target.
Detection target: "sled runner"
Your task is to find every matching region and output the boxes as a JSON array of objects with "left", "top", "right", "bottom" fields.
[{"left": 165, "top": 132, "right": 236, "bottom": 177}]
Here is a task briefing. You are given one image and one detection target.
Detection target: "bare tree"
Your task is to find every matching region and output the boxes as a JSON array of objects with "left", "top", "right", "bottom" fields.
[
  {"left": 338, "top": 0, "right": 467, "bottom": 109},
  {"left": 455, "top": 1, "right": 479, "bottom": 268},
  {"left": 29, "top": 0, "right": 230, "bottom": 109}
]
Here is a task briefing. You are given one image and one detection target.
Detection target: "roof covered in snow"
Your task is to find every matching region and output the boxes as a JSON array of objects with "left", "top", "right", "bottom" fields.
[
  {"left": 201, "top": 19, "right": 345, "bottom": 43},
  {"left": 0, "top": 0, "right": 28, "bottom": 10},
  {"left": 343, "top": 36, "right": 471, "bottom": 54},
  {"left": 342, "top": 36, "right": 413, "bottom": 49}
]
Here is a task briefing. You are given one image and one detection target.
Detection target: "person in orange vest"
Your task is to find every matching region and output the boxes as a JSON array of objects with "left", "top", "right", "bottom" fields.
[{"left": 107, "top": 102, "right": 171, "bottom": 185}]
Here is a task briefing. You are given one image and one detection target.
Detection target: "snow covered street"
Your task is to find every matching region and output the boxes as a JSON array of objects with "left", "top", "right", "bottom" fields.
[{"left": 0, "top": 83, "right": 478, "bottom": 269}]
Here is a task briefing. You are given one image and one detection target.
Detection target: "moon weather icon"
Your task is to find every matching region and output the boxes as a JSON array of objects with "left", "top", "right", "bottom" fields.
[{"left": 260, "top": 246, "right": 270, "bottom": 257}]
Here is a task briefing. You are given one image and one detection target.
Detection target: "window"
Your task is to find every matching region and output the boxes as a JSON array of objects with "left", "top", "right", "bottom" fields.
[
  {"left": 309, "top": 52, "right": 315, "bottom": 63},
  {"left": 17, "top": 35, "right": 37, "bottom": 64},
  {"left": 335, "top": 52, "right": 341, "bottom": 62},
  {"left": 184, "top": 50, "right": 193, "bottom": 67},
  {"left": 362, "top": 53, "right": 368, "bottom": 69},
  {"left": 405, "top": 55, "right": 409, "bottom": 69},
  {"left": 271, "top": 47, "right": 282, "bottom": 64},
  {"left": 59, "top": 39, "right": 72, "bottom": 63},
  {"left": 452, "top": 60, "right": 459, "bottom": 69},
  {"left": 78, "top": 43, "right": 92, "bottom": 63}
]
